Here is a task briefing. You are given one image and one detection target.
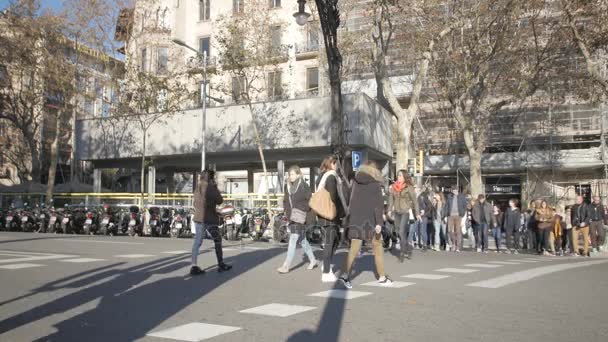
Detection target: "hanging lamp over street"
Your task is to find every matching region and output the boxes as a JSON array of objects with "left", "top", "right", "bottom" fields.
[{"left": 293, "top": 0, "right": 311, "bottom": 26}]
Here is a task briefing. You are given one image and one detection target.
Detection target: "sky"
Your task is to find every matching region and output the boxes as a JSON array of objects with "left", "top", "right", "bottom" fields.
[{"left": 1, "top": 0, "right": 64, "bottom": 13}]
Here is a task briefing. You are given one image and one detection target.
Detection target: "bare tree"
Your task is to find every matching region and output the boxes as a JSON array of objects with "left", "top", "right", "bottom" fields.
[
  {"left": 429, "top": 0, "right": 560, "bottom": 197},
  {"left": 214, "top": 0, "right": 291, "bottom": 210},
  {"left": 560, "top": 0, "right": 608, "bottom": 99}
]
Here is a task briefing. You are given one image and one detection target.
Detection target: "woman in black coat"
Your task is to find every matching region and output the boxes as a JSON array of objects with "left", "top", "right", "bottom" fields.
[
  {"left": 316, "top": 156, "right": 348, "bottom": 283},
  {"left": 338, "top": 161, "right": 392, "bottom": 289},
  {"left": 277, "top": 166, "right": 318, "bottom": 274}
]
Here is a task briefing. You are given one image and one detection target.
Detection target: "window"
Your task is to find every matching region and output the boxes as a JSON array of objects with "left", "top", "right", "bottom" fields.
[
  {"left": 307, "top": 28, "right": 319, "bottom": 49},
  {"left": 84, "top": 98, "right": 94, "bottom": 116},
  {"left": 233, "top": 0, "right": 244, "bottom": 14},
  {"left": 199, "top": 37, "right": 210, "bottom": 57},
  {"left": 232, "top": 77, "right": 246, "bottom": 103},
  {"left": 157, "top": 89, "right": 168, "bottom": 111},
  {"left": 157, "top": 47, "right": 168, "bottom": 74},
  {"left": 269, "top": 0, "right": 281, "bottom": 8},
  {"left": 199, "top": 0, "right": 210, "bottom": 21},
  {"left": 102, "top": 102, "right": 111, "bottom": 118},
  {"left": 270, "top": 26, "right": 281, "bottom": 52},
  {"left": 141, "top": 48, "right": 147, "bottom": 71},
  {"left": 94, "top": 79, "right": 103, "bottom": 98},
  {"left": 267, "top": 71, "right": 282, "bottom": 99},
  {"left": 306, "top": 67, "right": 319, "bottom": 95}
]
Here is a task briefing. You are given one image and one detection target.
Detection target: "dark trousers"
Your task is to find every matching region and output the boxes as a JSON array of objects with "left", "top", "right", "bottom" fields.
[
  {"left": 562, "top": 228, "right": 571, "bottom": 252},
  {"left": 505, "top": 224, "right": 520, "bottom": 250},
  {"left": 536, "top": 228, "right": 550, "bottom": 253},
  {"left": 322, "top": 225, "right": 340, "bottom": 274},
  {"left": 475, "top": 223, "right": 490, "bottom": 250},
  {"left": 395, "top": 213, "right": 413, "bottom": 256},
  {"left": 590, "top": 221, "right": 605, "bottom": 248}
]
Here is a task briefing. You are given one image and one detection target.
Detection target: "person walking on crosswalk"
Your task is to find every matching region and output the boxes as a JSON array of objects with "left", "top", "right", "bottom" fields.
[
  {"left": 277, "top": 166, "right": 318, "bottom": 274},
  {"left": 338, "top": 161, "right": 392, "bottom": 289},
  {"left": 387, "top": 170, "right": 419, "bottom": 262},
  {"left": 190, "top": 171, "right": 232, "bottom": 276}
]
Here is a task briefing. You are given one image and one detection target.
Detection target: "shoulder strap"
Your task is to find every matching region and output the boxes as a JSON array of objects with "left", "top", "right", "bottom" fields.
[{"left": 317, "top": 170, "right": 337, "bottom": 191}]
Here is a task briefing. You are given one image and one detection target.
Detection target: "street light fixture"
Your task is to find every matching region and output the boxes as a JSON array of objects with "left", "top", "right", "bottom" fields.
[
  {"left": 171, "top": 38, "right": 224, "bottom": 172},
  {"left": 293, "top": 0, "right": 310, "bottom": 26}
]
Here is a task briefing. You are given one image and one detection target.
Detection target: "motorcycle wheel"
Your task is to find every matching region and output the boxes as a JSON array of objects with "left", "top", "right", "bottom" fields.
[{"left": 83, "top": 226, "right": 90, "bottom": 235}]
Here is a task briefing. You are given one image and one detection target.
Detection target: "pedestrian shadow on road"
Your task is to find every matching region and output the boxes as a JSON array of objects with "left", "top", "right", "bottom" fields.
[
  {"left": 284, "top": 249, "right": 382, "bottom": 342},
  {"left": 0, "top": 247, "right": 285, "bottom": 342}
]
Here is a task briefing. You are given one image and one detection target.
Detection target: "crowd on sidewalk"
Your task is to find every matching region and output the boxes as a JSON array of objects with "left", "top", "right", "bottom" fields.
[{"left": 187, "top": 155, "right": 608, "bottom": 289}]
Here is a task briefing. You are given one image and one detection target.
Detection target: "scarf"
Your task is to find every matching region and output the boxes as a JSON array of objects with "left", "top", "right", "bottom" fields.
[{"left": 393, "top": 181, "right": 406, "bottom": 193}]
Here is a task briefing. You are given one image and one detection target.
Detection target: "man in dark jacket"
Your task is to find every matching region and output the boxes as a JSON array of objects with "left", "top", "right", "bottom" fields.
[
  {"left": 445, "top": 188, "right": 467, "bottom": 252},
  {"left": 571, "top": 195, "right": 591, "bottom": 256},
  {"left": 190, "top": 171, "right": 232, "bottom": 276},
  {"left": 504, "top": 198, "right": 522, "bottom": 254},
  {"left": 412, "top": 190, "right": 432, "bottom": 249},
  {"left": 472, "top": 194, "right": 493, "bottom": 252},
  {"left": 339, "top": 162, "right": 392, "bottom": 289},
  {"left": 589, "top": 196, "right": 605, "bottom": 252}
]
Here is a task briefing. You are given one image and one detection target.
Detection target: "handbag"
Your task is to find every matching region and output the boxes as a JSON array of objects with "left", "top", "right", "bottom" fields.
[
  {"left": 288, "top": 180, "right": 307, "bottom": 224},
  {"left": 309, "top": 171, "right": 337, "bottom": 220}
]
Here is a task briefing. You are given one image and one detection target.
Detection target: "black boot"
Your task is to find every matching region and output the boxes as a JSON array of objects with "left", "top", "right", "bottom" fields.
[
  {"left": 190, "top": 266, "right": 205, "bottom": 276},
  {"left": 218, "top": 263, "right": 232, "bottom": 272}
]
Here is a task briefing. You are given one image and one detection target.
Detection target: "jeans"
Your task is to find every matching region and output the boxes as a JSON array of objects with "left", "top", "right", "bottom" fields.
[
  {"left": 492, "top": 226, "right": 502, "bottom": 251},
  {"left": 410, "top": 217, "right": 428, "bottom": 248},
  {"left": 192, "top": 222, "right": 223, "bottom": 266},
  {"left": 590, "top": 221, "right": 605, "bottom": 249},
  {"left": 467, "top": 226, "right": 476, "bottom": 249},
  {"left": 434, "top": 219, "right": 447, "bottom": 248},
  {"left": 283, "top": 233, "right": 315, "bottom": 268},
  {"left": 395, "top": 213, "right": 413, "bottom": 256},
  {"left": 322, "top": 225, "right": 340, "bottom": 274},
  {"left": 475, "top": 223, "right": 490, "bottom": 251}
]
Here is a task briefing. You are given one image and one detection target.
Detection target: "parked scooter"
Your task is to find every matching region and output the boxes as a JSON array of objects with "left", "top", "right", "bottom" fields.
[
  {"left": 19, "top": 205, "right": 35, "bottom": 232},
  {"left": 60, "top": 206, "right": 74, "bottom": 234},
  {"left": 2, "top": 209, "right": 19, "bottom": 231},
  {"left": 98, "top": 204, "right": 118, "bottom": 236},
  {"left": 83, "top": 207, "right": 99, "bottom": 235},
  {"left": 148, "top": 207, "right": 162, "bottom": 237},
  {"left": 170, "top": 208, "right": 188, "bottom": 238},
  {"left": 35, "top": 206, "right": 49, "bottom": 233},
  {"left": 47, "top": 208, "right": 62, "bottom": 233},
  {"left": 219, "top": 205, "right": 236, "bottom": 240},
  {"left": 127, "top": 206, "right": 143, "bottom": 237},
  {"left": 160, "top": 208, "right": 172, "bottom": 237}
]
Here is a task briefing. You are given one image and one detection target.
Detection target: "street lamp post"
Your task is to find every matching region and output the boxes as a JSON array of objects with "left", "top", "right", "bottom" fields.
[
  {"left": 172, "top": 39, "right": 224, "bottom": 172},
  {"left": 294, "top": 0, "right": 346, "bottom": 164}
]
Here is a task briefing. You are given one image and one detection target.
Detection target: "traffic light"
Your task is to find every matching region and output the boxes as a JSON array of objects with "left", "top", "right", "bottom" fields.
[
  {"left": 416, "top": 150, "right": 424, "bottom": 175},
  {"left": 407, "top": 158, "right": 416, "bottom": 176}
]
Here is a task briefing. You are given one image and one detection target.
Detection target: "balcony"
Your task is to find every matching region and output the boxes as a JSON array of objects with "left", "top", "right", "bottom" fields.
[
  {"left": 295, "top": 43, "right": 319, "bottom": 60},
  {"left": 185, "top": 56, "right": 218, "bottom": 74}
]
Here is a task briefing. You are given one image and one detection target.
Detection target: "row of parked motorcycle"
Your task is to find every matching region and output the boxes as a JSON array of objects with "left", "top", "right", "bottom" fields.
[{"left": 0, "top": 203, "right": 325, "bottom": 244}]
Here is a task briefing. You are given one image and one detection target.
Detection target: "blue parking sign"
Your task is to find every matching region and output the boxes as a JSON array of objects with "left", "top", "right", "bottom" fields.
[{"left": 352, "top": 151, "right": 362, "bottom": 170}]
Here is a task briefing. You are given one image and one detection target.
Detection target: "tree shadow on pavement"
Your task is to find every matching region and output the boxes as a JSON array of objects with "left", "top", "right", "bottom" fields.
[{"left": 0, "top": 247, "right": 284, "bottom": 342}]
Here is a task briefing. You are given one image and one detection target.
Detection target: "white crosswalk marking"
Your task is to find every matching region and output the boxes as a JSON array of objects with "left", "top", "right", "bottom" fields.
[
  {"left": 489, "top": 261, "right": 522, "bottom": 265},
  {"left": 162, "top": 251, "right": 190, "bottom": 255},
  {"left": 60, "top": 258, "right": 106, "bottom": 263},
  {"left": 508, "top": 259, "right": 539, "bottom": 263},
  {"left": 0, "top": 250, "right": 75, "bottom": 264},
  {"left": 464, "top": 263, "right": 503, "bottom": 268},
  {"left": 239, "top": 303, "right": 316, "bottom": 317},
  {"left": 361, "top": 281, "right": 415, "bottom": 288},
  {"left": 402, "top": 273, "right": 451, "bottom": 280},
  {"left": 308, "top": 290, "right": 373, "bottom": 299},
  {"left": 0, "top": 263, "right": 44, "bottom": 270},
  {"left": 147, "top": 322, "right": 241, "bottom": 341},
  {"left": 467, "top": 259, "right": 608, "bottom": 288},
  {"left": 115, "top": 254, "right": 155, "bottom": 258},
  {"left": 436, "top": 268, "right": 479, "bottom": 274}
]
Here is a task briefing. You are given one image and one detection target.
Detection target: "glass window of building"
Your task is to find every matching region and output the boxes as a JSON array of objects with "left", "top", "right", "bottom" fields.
[{"left": 306, "top": 67, "right": 319, "bottom": 95}]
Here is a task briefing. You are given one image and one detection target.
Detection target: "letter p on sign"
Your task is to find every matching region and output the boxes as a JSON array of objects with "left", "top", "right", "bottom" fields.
[{"left": 352, "top": 151, "right": 362, "bottom": 171}]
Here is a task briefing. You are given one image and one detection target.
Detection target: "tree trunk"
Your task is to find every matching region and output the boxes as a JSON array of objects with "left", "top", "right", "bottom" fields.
[
  {"left": 329, "top": 74, "right": 343, "bottom": 154},
  {"left": 463, "top": 128, "right": 484, "bottom": 197},
  {"left": 395, "top": 115, "right": 413, "bottom": 170},
  {"left": 28, "top": 140, "right": 41, "bottom": 183},
  {"left": 248, "top": 104, "right": 271, "bottom": 211},
  {"left": 140, "top": 130, "right": 147, "bottom": 207},
  {"left": 45, "top": 111, "right": 61, "bottom": 206}
]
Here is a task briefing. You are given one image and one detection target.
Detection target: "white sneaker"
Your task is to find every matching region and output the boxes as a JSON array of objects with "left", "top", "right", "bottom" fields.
[
  {"left": 476, "top": 248, "right": 482, "bottom": 253},
  {"left": 378, "top": 276, "right": 393, "bottom": 287},
  {"left": 321, "top": 272, "right": 338, "bottom": 283},
  {"left": 307, "top": 260, "right": 319, "bottom": 270}
]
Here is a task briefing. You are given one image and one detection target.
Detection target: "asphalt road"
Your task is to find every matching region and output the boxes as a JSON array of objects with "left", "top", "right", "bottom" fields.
[{"left": 0, "top": 232, "right": 607, "bottom": 342}]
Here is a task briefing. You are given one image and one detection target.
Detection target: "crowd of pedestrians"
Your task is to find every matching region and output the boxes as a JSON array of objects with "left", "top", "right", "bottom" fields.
[{"left": 189, "top": 156, "right": 608, "bottom": 288}]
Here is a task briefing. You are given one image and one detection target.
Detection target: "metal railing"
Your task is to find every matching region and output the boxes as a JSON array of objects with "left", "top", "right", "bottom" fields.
[{"left": 0, "top": 192, "right": 284, "bottom": 210}]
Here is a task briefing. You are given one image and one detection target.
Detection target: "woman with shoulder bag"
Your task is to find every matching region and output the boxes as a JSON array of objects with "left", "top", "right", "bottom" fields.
[
  {"left": 338, "top": 161, "right": 393, "bottom": 289},
  {"left": 387, "top": 170, "right": 420, "bottom": 262},
  {"left": 315, "top": 156, "right": 348, "bottom": 283},
  {"left": 535, "top": 200, "right": 555, "bottom": 255},
  {"left": 277, "top": 166, "right": 318, "bottom": 274}
]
